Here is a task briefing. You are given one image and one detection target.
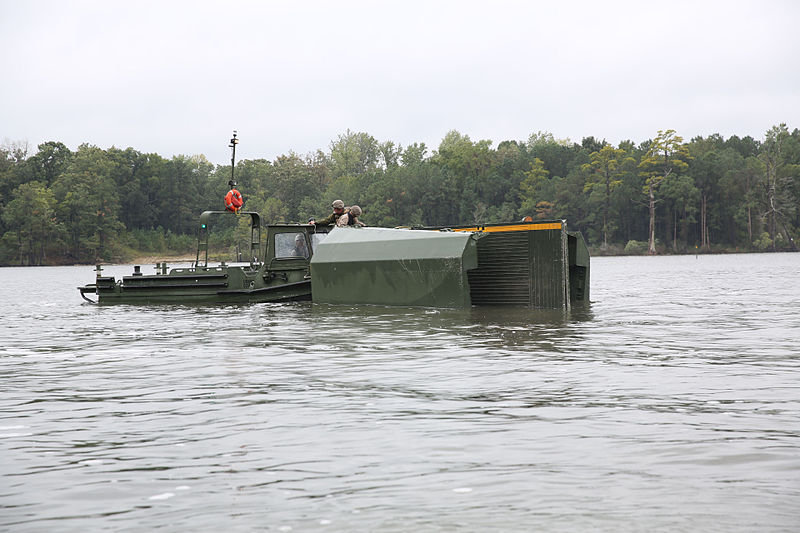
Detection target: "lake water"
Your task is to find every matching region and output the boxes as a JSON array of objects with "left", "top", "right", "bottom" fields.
[{"left": 1, "top": 253, "right": 799, "bottom": 532}]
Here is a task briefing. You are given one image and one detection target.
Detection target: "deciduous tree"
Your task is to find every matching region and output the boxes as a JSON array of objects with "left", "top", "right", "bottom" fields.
[
  {"left": 638, "top": 130, "right": 691, "bottom": 254},
  {"left": 755, "top": 124, "right": 798, "bottom": 251},
  {"left": 582, "top": 145, "right": 633, "bottom": 246},
  {"left": 1, "top": 181, "right": 62, "bottom": 265},
  {"left": 519, "top": 158, "right": 549, "bottom": 216}
]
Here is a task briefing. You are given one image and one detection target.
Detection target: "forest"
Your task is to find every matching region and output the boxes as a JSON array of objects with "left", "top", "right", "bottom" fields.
[{"left": 1, "top": 124, "right": 798, "bottom": 266}]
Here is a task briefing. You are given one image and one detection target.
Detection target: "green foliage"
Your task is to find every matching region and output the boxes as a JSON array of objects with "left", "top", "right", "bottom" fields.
[
  {"left": 639, "top": 130, "right": 692, "bottom": 190},
  {"left": 51, "top": 144, "right": 125, "bottom": 261},
  {"left": 1, "top": 181, "right": 63, "bottom": 265},
  {"left": 624, "top": 240, "right": 648, "bottom": 254},
  {"left": 24, "top": 141, "right": 72, "bottom": 185},
  {"left": 661, "top": 173, "right": 700, "bottom": 251},
  {"left": 330, "top": 130, "right": 380, "bottom": 177},
  {"left": 755, "top": 124, "right": 799, "bottom": 251},
  {"left": 753, "top": 231, "right": 773, "bottom": 251},
  {"left": 582, "top": 145, "right": 633, "bottom": 245},
  {"left": 638, "top": 130, "right": 692, "bottom": 254},
  {"left": 127, "top": 228, "right": 195, "bottom": 254},
  {"left": 401, "top": 143, "right": 428, "bottom": 166},
  {"left": 1, "top": 125, "right": 798, "bottom": 265},
  {"left": 519, "top": 158, "right": 549, "bottom": 215}
]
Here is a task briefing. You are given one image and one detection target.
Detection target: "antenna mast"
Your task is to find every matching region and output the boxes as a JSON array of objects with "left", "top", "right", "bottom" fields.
[{"left": 229, "top": 131, "right": 238, "bottom": 183}]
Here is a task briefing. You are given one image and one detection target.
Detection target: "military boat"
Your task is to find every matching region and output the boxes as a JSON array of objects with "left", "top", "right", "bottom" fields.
[
  {"left": 78, "top": 133, "right": 589, "bottom": 308},
  {"left": 78, "top": 210, "right": 331, "bottom": 304},
  {"left": 79, "top": 132, "right": 328, "bottom": 305},
  {"left": 79, "top": 217, "right": 589, "bottom": 308}
]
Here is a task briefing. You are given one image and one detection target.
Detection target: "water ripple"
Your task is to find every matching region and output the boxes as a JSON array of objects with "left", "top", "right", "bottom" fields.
[{"left": 1, "top": 255, "right": 799, "bottom": 531}]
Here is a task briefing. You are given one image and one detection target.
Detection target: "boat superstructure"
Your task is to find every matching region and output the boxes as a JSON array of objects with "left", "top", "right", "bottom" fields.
[
  {"left": 78, "top": 212, "right": 331, "bottom": 304},
  {"left": 78, "top": 133, "right": 589, "bottom": 308}
]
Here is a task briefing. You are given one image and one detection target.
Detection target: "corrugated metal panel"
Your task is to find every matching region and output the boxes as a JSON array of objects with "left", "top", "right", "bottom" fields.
[
  {"left": 529, "top": 228, "right": 568, "bottom": 310},
  {"left": 468, "top": 232, "right": 531, "bottom": 306},
  {"left": 466, "top": 227, "right": 569, "bottom": 309}
]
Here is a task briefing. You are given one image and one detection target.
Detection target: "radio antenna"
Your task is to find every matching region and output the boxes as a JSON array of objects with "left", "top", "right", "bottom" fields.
[{"left": 229, "top": 131, "right": 238, "bottom": 183}]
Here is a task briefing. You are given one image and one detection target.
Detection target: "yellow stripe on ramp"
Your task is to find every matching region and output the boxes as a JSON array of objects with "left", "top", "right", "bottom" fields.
[{"left": 453, "top": 222, "right": 562, "bottom": 233}]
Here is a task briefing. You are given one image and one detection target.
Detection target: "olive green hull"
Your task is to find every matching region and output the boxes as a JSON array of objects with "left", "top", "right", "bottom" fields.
[
  {"left": 79, "top": 265, "right": 311, "bottom": 304},
  {"left": 312, "top": 257, "right": 474, "bottom": 307},
  {"left": 311, "top": 222, "right": 589, "bottom": 310},
  {"left": 78, "top": 217, "right": 589, "bottom": 309},
  {"left": 311, "top": 227, "right": 478, "bottom": 308}
]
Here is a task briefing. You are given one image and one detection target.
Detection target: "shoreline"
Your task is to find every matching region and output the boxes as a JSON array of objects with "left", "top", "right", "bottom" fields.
[
  {"left": 123, "top": 254, "right": 196, "bottom": 265},
  {"left": 1, "top": 249, "right": 796, "bottom": 268}
]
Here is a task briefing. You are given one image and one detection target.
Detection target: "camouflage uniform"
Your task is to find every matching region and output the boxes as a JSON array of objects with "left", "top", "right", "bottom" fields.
[
  {"left": 315, "top": 212, "right": 342, "bottom": 226},
  {"left": 335, "top": 206, "right": 365, "bottom": 227},
  {"left": 314, "top": 199, "right": 345, "bottom": 226}
]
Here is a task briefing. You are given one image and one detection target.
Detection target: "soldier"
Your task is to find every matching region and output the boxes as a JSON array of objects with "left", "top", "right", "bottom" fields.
[
  {"left": 336, "top": 205, "right": 365, "bottom": 227},
  {"left": 291, "top": 234, "right": 309, "bottom": 258},
  {"left": 309, "top": 199, "right": 345, "bottom": 226}
]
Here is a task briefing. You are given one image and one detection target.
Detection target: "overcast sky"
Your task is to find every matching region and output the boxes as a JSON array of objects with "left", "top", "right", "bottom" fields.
[{"left": 1, "top": 0, "right": 798, "bottom": 165}]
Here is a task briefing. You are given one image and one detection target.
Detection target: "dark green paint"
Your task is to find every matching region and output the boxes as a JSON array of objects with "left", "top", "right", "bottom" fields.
[
  {"left": 417, "top": 220, "right": 590, "bottom": 309},
  {"left": 568, "top": 231, "right": 590, "bottom": 303},
  {"left": 79, "top": 217, "right": 327, "bottom": 304},
  {"left": 79, "top": 214, "right": 589, "bottom": 309},
  {"left": 310, "top": 227, "right": 478, "bottom": 307}
]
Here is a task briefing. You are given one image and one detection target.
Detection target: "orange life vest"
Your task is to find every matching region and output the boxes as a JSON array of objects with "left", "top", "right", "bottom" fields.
[{"left": 225, "top": 189, "right": 243, "bottom": 212}]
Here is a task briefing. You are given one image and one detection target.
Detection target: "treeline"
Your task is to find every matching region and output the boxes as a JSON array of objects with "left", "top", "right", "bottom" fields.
[{"left": 1, "top": 125, "right": 798, "bottom": 266}]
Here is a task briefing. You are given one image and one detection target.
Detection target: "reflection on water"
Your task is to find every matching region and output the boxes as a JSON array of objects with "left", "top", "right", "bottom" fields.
[{"left": 1, "top": 253, "right": 799, "bottom": 532}]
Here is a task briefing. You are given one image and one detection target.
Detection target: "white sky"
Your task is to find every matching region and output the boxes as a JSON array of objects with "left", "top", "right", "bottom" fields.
[{"left": 1, "top": 0, "right": 798, "bottom": 165}]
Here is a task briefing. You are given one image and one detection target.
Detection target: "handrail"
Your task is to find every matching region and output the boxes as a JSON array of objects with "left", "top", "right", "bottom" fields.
[{"left": 196, "top": 210, "right": 262, "bottom": 268}]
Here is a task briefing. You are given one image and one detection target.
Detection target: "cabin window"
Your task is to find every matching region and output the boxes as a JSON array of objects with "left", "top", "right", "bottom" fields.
[
  {"left": 275, "top": 232, "right": 309, "bottom": 259},
  {"left": 310, "top": 232, "right": 328, "bottom": 252}
]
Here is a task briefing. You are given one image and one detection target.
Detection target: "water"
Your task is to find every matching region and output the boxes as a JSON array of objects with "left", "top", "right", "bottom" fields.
[{"left": 1, "top": 254, "right": 799, "bottom": 532}]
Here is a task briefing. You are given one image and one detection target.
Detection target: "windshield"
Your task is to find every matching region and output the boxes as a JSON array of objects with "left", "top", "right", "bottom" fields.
[{"left": 275, "top": 232, "right": 309, "bottom": 259}]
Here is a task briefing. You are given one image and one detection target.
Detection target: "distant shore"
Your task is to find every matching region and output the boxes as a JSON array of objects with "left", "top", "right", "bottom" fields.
[
  {"left": 124, "top": 254, "right": 196, "bottom": 265},
  {"left": 2, "top": 248, "right": 796, "bottom": 268}
]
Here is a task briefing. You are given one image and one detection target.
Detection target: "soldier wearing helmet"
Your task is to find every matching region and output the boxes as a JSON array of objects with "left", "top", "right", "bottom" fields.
[
  {"left": 336, "top": 205, "right": 365, "bottom": 227},
  {"left": 309, "top": 199, "right": 346, "bottom": 226}
]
